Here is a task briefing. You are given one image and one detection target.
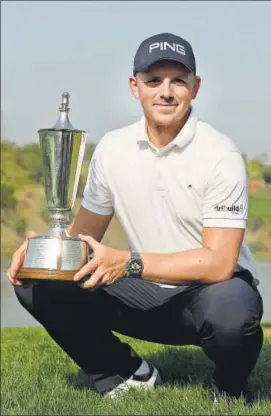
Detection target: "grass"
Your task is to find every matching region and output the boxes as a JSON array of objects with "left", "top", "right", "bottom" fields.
[
  {"left": 1, "top": 324, "right": 271, "bottom": 415},
  {"left": 249, "top": 189, "right": 271, "bottom": 221}
]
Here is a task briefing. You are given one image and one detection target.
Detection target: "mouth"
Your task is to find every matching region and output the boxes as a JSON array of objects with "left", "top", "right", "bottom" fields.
[{"left": 154, "top": 104, "right": 178, "bottom": 106}]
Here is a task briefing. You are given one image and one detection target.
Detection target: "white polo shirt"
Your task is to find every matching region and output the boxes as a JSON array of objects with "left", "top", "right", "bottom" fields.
[{"left": 82, "top": 108, "right": 258, "bottom": 287}]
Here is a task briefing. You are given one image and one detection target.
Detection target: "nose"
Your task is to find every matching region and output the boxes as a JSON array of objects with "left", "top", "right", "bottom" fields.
[{"left": 160, "top": 79, "right": 173, "bottom": 101}]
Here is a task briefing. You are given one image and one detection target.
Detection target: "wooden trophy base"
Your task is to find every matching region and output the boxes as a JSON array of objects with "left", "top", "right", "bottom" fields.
[{"left": 17, "top": 268, "right": 78, "bottom": 281}]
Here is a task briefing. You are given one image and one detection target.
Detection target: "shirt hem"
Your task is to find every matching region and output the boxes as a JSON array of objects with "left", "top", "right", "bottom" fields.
[
  {"left": 203, "top": 218, "right": 246, "bottom": 228},
  {"left": 81, "top": 199, "right": 114, "bottom": 215}
]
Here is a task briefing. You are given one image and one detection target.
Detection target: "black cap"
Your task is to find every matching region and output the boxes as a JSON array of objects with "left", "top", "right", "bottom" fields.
[{"left": 133, "top": 33, "right": 196, "bottom": 76}]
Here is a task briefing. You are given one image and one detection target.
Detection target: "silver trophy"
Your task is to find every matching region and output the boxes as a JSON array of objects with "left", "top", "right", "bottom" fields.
[{"left": 18, "top": 93, "right": 88, "bottom": 281}]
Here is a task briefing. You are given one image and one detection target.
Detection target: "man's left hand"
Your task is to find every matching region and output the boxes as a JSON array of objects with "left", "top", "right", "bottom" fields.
[{"left": 73, "top": 234, "right": 130, "bottom": 289}]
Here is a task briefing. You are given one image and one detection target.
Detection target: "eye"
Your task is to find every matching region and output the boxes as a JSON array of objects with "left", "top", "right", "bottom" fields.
[
  {"left": 146, "top": 78, "right": 161, "bottom": 85},
  {"left": 173, "top": 78, "right": 186, "bottom": 85}
]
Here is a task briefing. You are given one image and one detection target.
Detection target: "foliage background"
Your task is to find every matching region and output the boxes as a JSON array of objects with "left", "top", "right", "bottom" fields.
[{"left": 1, "top": 140, "right": 271, "bottom": 259}]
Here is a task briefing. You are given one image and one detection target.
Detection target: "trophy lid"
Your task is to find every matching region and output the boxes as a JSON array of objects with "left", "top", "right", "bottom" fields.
[{"left": 38, "top": 92, "right": 84, "bottom": 133}]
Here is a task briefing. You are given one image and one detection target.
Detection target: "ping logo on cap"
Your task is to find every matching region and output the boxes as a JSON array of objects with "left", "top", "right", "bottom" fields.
[{"left": 149, "top": 42, "right": 186, "bottom": 55}]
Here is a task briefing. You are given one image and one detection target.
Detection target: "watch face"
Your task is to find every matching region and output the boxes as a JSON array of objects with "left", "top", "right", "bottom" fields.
[{"left": 129, "top": 259, "right": 143, "bottom": 275}]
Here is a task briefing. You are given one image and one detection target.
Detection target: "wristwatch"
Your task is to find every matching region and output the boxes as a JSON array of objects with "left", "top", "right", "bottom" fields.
[{"left": 126, "top": 251, "right": 144, "bottom": 277}]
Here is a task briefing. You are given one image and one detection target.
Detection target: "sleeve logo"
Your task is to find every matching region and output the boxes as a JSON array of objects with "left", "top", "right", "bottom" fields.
[{"left": 214, "top": 204, "right": 244, "bottom": 214}]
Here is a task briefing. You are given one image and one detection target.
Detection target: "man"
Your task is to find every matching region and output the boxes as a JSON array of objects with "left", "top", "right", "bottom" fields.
[{"left": 7, "top": 32, "right": 263, "bottom": 401}]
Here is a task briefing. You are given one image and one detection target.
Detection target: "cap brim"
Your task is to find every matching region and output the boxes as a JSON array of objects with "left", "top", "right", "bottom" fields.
[{"left": 134, "top": 57, "right": 195, "bottom": 76}]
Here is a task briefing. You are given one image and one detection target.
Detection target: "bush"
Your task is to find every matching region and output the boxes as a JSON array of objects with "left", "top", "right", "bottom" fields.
[
  {"left": 77, "top": 165, "right": 89, "bottom": 198},
  {"left": 15, "top": 218, "right": 27, "bottom": 234},
  {"left": 247, "top": 159, "right": 264, "bottom": 180},
  {"left": 40, "top": 205, "right": 50, "bottom": 223},
  {"left": 247, "top": 217, "right": 264, "bottom": 233},
  {"left": 248, "top": 191, "right": 271, "bottom": 221},
  {"left": 84, "top": 142, "right": 96, "bottom": 164},
  {"left": 248, "top": 241, "right": 267, "bottom": 253},
  {"left": 1, "top": 183, "right": 18, "bottom": 210},
  {"left": 263, "top": 165, "right": 271, "bottom": 184},
  {"left": 17, "top": 143, "right": 43, "bottom": 184}
]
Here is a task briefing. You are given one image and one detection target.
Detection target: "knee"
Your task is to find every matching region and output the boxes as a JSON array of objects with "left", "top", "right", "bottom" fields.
[
  {"left": 200, "top": 297, "right": 261, "bottom": 349},
  {"left": 202, "top": 309, "right": 249, "bottom": 348},
  {"left": 198, "top": 279, "right": 262, "bottom": 348},
  {"left": 14, "top": 283, "right": 36, "bottom": 313},
  {"left": 15, "top": 280, "right": 51, "bottom": 314}
]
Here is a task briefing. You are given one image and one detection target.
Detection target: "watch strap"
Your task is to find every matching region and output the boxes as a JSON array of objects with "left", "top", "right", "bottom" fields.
[
  {"left": 126, "top": 251, "right": 143, "bottom": 277},
  {"left": 131, "top": 251, "right": 141, "bottom": 261}
]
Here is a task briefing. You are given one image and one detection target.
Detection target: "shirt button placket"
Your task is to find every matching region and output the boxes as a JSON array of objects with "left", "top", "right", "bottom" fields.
[{"left": 155, "top": 153, "right": 165, "bottom": 196}]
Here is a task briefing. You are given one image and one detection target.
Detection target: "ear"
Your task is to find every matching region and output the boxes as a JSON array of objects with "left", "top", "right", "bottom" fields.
[
  {"left": 129, "top": 76, "right": 140, "bottom": 100},
  {"left": 191, "top": 75, "right": 201, "bottom": 100}
]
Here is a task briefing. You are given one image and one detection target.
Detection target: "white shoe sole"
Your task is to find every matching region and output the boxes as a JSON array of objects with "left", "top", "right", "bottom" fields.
[{"left": 105, "top": 366, "right": 162, "bottom": 398}]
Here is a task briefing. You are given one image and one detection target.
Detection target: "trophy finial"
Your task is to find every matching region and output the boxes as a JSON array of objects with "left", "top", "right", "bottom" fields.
[
  {"left": 51, "top": 92, "right": 74, "bottom": 130},
  {"left": 59, "top": 92, "right": 70, "bottom": 112}
]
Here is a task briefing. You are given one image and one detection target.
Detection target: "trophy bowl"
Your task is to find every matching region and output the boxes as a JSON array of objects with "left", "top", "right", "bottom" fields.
[{"left": 17, "top": 92, "right": 89, "bottom": 281}]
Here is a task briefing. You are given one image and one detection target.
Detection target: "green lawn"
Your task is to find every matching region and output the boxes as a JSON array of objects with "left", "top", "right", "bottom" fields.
[
  {"left": 249, "top": 190, "right": 271, "bottom": 221},
  {"left": 1, "top": 324, "right": 271, "bottom": 415}
]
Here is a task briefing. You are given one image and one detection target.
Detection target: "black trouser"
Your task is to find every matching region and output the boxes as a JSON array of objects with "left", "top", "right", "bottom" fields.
[{"left": 15, "top": 270, "right": 263, "bottom": 395}]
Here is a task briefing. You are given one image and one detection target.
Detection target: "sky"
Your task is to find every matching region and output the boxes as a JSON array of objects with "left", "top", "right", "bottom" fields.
[{"left": 1, "top": 1, "right": 271, "bottom": 162}]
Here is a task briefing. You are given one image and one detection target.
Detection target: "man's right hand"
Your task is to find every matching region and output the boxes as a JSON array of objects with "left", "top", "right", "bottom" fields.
[{"left": 6, "top": 231, "right": 38, "bottom": 286}]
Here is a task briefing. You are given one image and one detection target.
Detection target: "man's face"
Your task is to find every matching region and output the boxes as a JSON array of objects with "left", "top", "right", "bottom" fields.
[{"left": 129, "top": 61, "right": 201, "bottom": 127}]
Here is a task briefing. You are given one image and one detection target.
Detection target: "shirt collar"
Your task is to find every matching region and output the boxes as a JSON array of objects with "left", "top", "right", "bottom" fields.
[{"left": 137, "top": 107, "right": 198, "bottom": 153}]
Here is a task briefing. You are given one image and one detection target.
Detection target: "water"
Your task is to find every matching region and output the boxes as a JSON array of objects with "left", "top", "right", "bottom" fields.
[{"left": 1, "top": 260, "right": 271, "bottom": 327}]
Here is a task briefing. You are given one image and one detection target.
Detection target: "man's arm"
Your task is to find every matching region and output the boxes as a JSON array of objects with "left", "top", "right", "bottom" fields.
[
  {"left": 68, "top": 206, "right": 113, "bottom": 242},
  {"left": 141, "top": 151, "right": 248, "bottom": 285},
  {"left": 73, "top": 226, "right": 244, "bottom": 289},
  {"left": 140, "top": 227, "right": 244, "bottom": 285},
  {"left": 72, "top": 151, "right": 248, "bottom": 289}
]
